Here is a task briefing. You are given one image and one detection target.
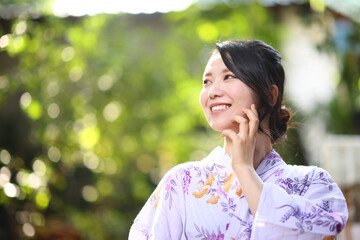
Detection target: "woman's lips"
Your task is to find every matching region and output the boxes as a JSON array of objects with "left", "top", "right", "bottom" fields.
[{"left": 210, "top": 104, "right": 231, "bottom": 114}]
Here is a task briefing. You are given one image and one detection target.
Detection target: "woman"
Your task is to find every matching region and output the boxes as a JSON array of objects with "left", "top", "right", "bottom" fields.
[{"left": 129, "top": 40, "right": 348, "bottom": 240}]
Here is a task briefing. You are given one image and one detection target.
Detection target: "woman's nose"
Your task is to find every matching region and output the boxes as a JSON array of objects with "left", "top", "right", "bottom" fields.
[{"left": 208, "top": 81, "right": 224, "bottom": 99}]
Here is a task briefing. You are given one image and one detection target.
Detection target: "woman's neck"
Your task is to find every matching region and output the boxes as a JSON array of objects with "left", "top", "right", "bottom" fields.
[{"left": 224, "top": 133, "right": 273, "bottom": 170}]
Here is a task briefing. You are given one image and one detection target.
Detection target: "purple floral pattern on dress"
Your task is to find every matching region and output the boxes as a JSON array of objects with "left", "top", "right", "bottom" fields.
[
  {"left": 164, "top": 175, "right": 177, "bottom": 209},
  {"left": 228, "top": 213, "right": 253, "bottom": 239},
  {"left": 221, "top": 197, "right": 237, "bottom": 212},
  {"left": 264, "top": 151, "right": 282, "bottom": 167},
  {"left": 278, "top": 204, "right": 340, "bottom": 234},
  {"left": 140, "top": 229, "right": 151, "bottom": 240},
  {"left": 183, "top": 170, "right": 192, "bottom": 195},
  {"left": 312, "top": 171, "right": 334, "bottom": 191},
  {"left": 194, "top": 224, "right": 224, "bottom": 240},
  {"left": 276, "top": 170, "right": 335, "bottom": 197},
  {"left": 276, "top": 169, "right": 342, "bottom": 234},
  {"left": 274, "top": 168, "right": 284, "bottom": 177},
  {"left": 276, "top": 174, "right": 312, "bottom": 196}
]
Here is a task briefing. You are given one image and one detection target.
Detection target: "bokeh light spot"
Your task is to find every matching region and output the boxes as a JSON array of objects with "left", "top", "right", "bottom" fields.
[
  {"left": 25, "top": 100, "right": 43, "bottom": 120},
  {"left": 4, "top": 183, "right": 18, "bottom": 198},
  {"left": 103, "top": 101, "right": 122, "bottom": 122},
  {"left": 0, "top": 149, "right": 11, "bottom": 165},
  {"left": 83, "top": 152, "right": 99, "bottom": 170},
  {"left": 61, "top": 46, "right": 75, "bottom": 62},
  {"left": 97, "top": 74, "right": 114, "bottom": 91},
  {"left": 16, "top": 171, "right": 27, "bottom": 186},
  {"left": 28, "top": 173, "right": 42, "bottom": 189},
  {"left": 69, "top": 66, "right": 83, "bottom": 82},
  {"left": 0, "top": 166, "right": 11, "bottom": 179},
  {"left": 48, "top": 103, "right": 60, "bottom": 119},
  {"left": 78, "top": 126, "right": 100, "bottom": 149},
  {"left": 47, "top": 81, "right": 59, "bottom": 97},
  {"left": 9, "top": 36, "right": 25, "bottom": 53},
  {"left": 310, "top": 0, "right": 326, "bottom": 12},
  {"left": 20, "top": 92, "right": 32, "bottom": 108},
  {"left": 48, "top": 146, "right": 61, "bottom": 162},
  {"left": 82, "top": 185, "right": 98, "bottom": 202},
  {"left": 35, "top": 190, "right": 50, "bottom": 209},
  {"left": 22, "top": 223, "right": 35, "bottom": 237},
  {"left": 0, "top": 167, "right": 11, "bottom": 187},
  {"left": 15, "top": 21, "right": 27, "bottom": 35},
  {"left": 0, "top": 35, "right": 9, "bottom": 48},
  {"left": 197, "top": 22, "right": 218, "bottom": 43},
  {"left": 33, "top": 160, "right": 47, "bottom": 176},
  {"left": 31, "top": 212, "right": 45, "bottom": 226}
]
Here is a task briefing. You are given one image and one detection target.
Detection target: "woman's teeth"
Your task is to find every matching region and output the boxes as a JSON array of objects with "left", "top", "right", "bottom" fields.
[{"left": 211, "top": 105, "right": 230, "bottom": 111}]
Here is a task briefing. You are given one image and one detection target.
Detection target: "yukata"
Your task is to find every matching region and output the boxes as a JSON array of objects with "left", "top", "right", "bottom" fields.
[{"left": 129, "top": 146, "right": 348, "bottom": 240}]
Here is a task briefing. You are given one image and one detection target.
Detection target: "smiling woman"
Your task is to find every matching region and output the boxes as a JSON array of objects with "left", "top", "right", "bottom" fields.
[
  {"left": 200, "top": 52, "right": 259, "bottom": 134},
  {"left": 129, "top": 40, "right": 348, "bottom": 240}
]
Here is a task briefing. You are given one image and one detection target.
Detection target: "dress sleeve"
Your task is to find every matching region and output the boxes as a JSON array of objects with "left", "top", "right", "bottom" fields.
[
  {"left": 129, "top": 166, "right": 186, "bottom": 240},
  {"left": 251, "top": 168, "right": 348, "bottom": 240}
]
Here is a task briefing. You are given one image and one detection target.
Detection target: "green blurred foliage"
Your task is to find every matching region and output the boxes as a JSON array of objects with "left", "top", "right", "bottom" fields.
[
  {"left": 327, "top": 23, "right": 360, "bottom": 134},
  {"left": 2, "top": 1, "right": 355, "bottom": 239}
]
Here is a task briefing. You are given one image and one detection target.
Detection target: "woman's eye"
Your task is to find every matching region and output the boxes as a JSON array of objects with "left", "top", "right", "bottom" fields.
[
  {"left": 225, "top": 75, "right": 236, "bottom": 80},
  {"left": 203, "top": 79, "right": 211, "bottom": 85}
]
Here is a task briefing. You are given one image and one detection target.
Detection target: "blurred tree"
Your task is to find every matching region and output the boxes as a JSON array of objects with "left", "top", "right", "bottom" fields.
[
  {"left": 0, "top": 1, "right": 341, "bottom": 239},
  {"left": 327, "top": 18, "right": 360, "bottom": 134}
]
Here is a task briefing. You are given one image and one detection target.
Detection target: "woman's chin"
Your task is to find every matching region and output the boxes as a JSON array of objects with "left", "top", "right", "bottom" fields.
[{"left": 210, "top": 122, "right": 238, "bottom": 133}]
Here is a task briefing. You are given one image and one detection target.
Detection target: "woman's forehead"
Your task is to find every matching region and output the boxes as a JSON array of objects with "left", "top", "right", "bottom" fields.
[{"left": 203, "top": 53, "right": 229, "bottom": 75}]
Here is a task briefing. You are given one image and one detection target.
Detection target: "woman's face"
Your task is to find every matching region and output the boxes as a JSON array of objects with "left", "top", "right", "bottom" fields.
[{"left": 200, "top": 52, "right": 259, "bottom": 133}]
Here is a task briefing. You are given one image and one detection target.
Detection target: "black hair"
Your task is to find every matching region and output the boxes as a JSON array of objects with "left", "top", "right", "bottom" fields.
[{"left": 215, "top": 39, "right": 290, "bottom": 143}]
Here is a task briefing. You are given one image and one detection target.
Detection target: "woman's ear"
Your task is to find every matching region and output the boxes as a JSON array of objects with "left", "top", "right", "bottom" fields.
[{"left": 271, "top": 85, "right": 279, "bottom": 106}]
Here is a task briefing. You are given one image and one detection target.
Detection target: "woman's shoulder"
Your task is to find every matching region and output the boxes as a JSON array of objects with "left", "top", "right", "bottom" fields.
[{"left": 283, "top": 163, "right": 336, "bottom": 185}]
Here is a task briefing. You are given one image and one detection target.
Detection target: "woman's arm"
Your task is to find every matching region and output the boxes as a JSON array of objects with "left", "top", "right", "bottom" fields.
[
  {"left": 221, "top": 104, "right": 264, "bottom": 216},
  {"left": 129, "top": 166, "right": 186, "bottom": 239},
  {"left": 251, "top": 170, "right": 347, "bottom": 239}
]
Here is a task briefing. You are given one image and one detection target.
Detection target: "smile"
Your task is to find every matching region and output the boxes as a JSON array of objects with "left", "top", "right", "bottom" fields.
[{"left": 211, "top": 104, "right": 231, "bottom": 112}]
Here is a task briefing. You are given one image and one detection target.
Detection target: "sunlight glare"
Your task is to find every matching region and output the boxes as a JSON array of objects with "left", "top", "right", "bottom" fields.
[{"left": 53, "top": 0, "right": 195, "bottom": 16}]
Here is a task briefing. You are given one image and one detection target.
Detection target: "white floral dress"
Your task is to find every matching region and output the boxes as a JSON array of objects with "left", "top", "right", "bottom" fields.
[{"left": 129, "top": 147, "right": 348, "bottom": 240}]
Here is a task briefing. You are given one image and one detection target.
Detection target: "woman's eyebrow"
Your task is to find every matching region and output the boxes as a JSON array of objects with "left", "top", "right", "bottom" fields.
[
  {"left": 204, "top": 68, "right": 231, "bottom": 77},
  {"left": 203, "top": 72, "right": 212, "bottom": 77},
  {"left": 222, "top": 68, "right": 232, "bottom": 73}
]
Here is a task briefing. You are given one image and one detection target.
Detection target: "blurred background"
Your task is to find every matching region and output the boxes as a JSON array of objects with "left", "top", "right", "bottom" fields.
[{"left": 0, "top": 0, "right": 359, "bottom": 239}]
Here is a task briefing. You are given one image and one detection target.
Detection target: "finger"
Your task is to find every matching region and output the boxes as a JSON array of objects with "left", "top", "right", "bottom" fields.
[
  {"left": 243, "top": 107, "right": 259, "bottom": 137},
  {"left": 233, "top": 115, "right": 249, "bottom": 138},
  {"left": 251, "top": 104, "right": 258, "bottom": 117},
  {"left": 243, "top": 107, "right": 258, "bottom": 125},
  {"left": 220, "top": 129, "right": 238, "bottom": 142}
]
